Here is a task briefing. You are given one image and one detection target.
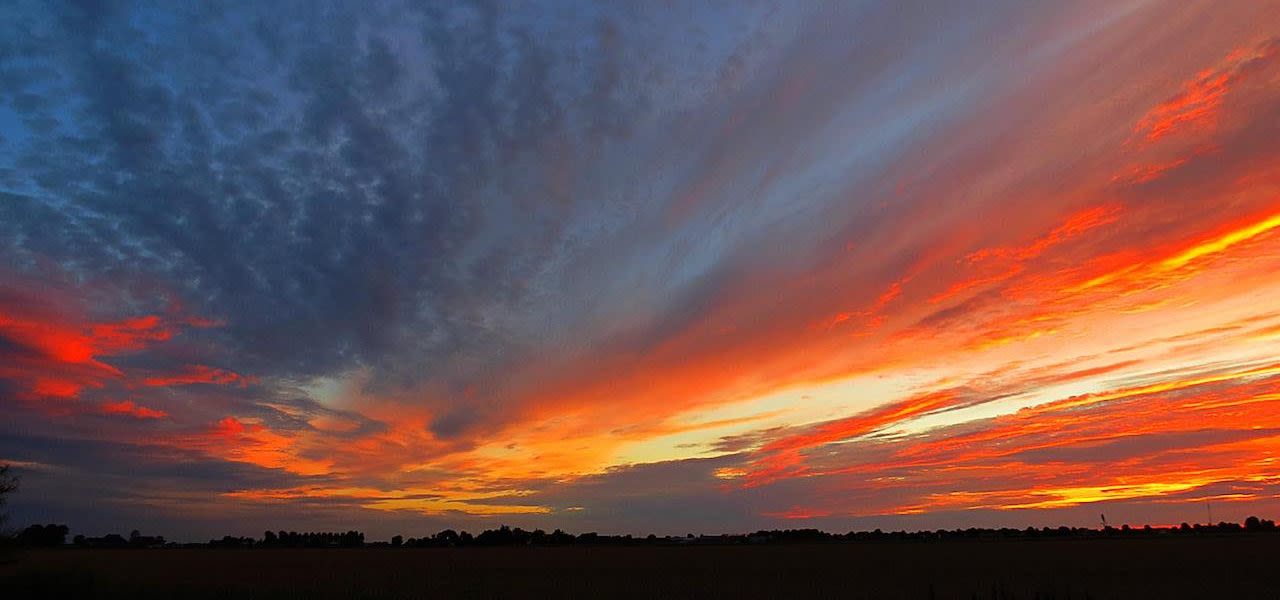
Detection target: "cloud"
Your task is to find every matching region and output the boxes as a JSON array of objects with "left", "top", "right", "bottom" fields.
[
  {"left": 0, "top": 275, "right": 221, "bottom": 408},
  {"left": 100, "top": 401, "right": 168, "bottom": 420},
  {"left": 733, "top": 362, "right": 1280, "bottom": 519},
  {"left": 3, "top": 1, "right": 1280, "bottom": 537},
  {"left": 141, "top": 365, "right": 244, "bottom": 388},
  {"left": 1132, "top": 39, "right": 1279, "bottom": 144}
]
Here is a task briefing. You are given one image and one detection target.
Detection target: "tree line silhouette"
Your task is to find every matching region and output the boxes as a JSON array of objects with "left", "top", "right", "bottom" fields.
[{"left": 3, "top": 518, "right": 1277, "bottom": 549}]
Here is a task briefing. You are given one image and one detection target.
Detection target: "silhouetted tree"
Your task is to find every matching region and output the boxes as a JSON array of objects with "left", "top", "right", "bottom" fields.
[
  {"left": 476, "top": 525, "right": 518, "bottom": 546},
  {"left": 435, "top": 529, "right": 460, "bottom": 546},
  {"left": 391, "top": 535, "right": 403, "bottom": 547},
  {"left": 253, "top": 530, "right": 365, "bottom": 548},
  {"left": 1242, "top": 516, "right": 1274, "bottom": 531},
  {"left": 17, "top": 524, "right": 69, "bottom": 547},
  {"left": 0, "top": 464, "right": 16, "bottom": 533}
]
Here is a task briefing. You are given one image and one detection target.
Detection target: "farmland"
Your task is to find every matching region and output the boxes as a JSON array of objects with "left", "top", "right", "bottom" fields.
[{"left": 3, "top": 535, "right": 1278, "bottom": 599}]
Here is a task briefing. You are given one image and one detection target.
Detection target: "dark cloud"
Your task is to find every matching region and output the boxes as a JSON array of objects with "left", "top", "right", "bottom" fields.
[
  {"left": 515, "top": 455, "right": 767, "bottom": 534},
  {"left": 0, "top": 0, "right": 667, "bottom": 387}
]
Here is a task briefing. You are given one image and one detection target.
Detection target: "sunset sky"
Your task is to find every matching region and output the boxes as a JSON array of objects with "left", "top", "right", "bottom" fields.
[{"left": 3, "top": 1, "right": 1280, "bottom": 540}]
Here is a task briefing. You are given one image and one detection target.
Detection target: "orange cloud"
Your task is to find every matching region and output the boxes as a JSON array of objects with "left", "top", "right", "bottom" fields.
[
  {"left": 223, "top": 484, "right": 551, "bottom": 516},
  {"left": 1056, "top": 204, "right": 1280, "bottom": 299},
  {"left": 1159, "top": 209, "right": 1280, "bottom": 272},
  {"left": 167, "top": 417, "right": 333, "bottom": 476},
  {"left": 748, "top": 390, "right": 970, "bottom": 485},
  {"left": 753, "top": 363, "right": 1280, "bottom": 518}
]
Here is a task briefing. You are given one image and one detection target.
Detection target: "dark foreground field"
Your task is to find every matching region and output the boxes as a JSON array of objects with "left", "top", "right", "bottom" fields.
[{"left": 3, "top": 536, "right": 1277, "bottom": 599}]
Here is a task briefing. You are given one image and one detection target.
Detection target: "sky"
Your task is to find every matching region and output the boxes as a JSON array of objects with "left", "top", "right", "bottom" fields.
[{"left": 2, "top": 1, "right": 1280, "bottom": 541}]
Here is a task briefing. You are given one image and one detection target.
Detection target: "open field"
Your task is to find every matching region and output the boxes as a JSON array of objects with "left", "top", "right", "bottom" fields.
[{"left": 2, "top": 536, "right": 1277, "bottom": 599}]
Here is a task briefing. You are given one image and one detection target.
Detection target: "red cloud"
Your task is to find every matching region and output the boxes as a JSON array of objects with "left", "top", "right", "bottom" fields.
[
  {"left": 101, "top": 400, "right": 169, "bottom": 420},
  {"left": 0, "top": 309, "right": 137, "bottom": 403},
  {"left": 965, "top": 204, "right": 1122, "bottom": 264},
  {"left": 1133, "top": 40, "right": 1278, "bottom": 144},
  {"left": 141, "top": 365, "right": 244, "bottom": 387},
  {"left": 0, "top": 280, "right": 230, "bottom": 409}
]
